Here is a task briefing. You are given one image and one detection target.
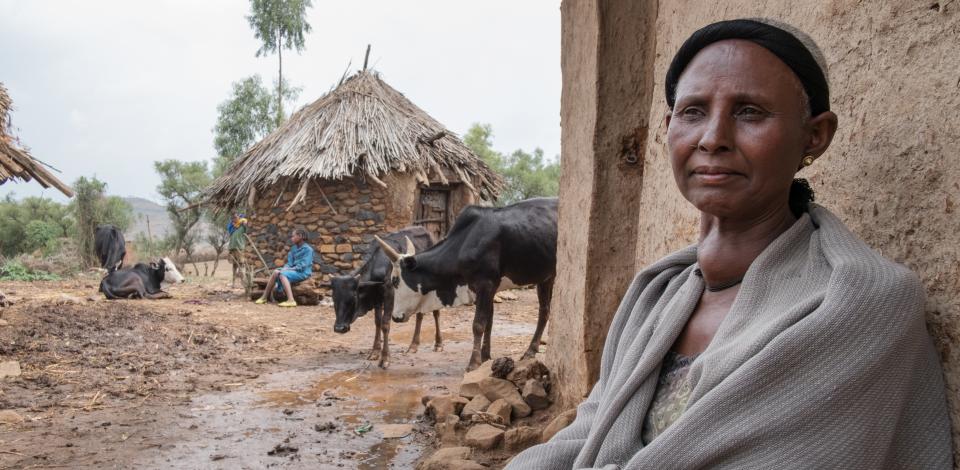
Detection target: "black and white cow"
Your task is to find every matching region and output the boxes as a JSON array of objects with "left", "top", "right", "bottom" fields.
[
  {"left": 99, "top": 257, "right": 185, "bottom": 299},
  {"left": 329, "top": 226, "right": 441, "bottom": 369},
  {"left": 94, "top": 225, "right": 126, "bottom": 272},
  {"left": 376, "top": 197, "right": 557, "bottom": 371}
]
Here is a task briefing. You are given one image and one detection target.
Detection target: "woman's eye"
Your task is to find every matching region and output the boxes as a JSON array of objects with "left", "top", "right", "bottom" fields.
[
  {"left": 677, "top": 107, "right": 704, "bottom": 119},
  {"left": 736, "top": 106, "right": 766, "bottom": 118}
]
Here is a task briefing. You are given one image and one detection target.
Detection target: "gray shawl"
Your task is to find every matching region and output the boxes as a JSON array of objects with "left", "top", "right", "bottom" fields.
[{"left": 507, "top": 205, "right": 952, "bottom": 470}]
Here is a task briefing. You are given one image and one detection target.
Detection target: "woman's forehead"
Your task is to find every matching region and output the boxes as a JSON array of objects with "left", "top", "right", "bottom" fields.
[{"left": 674, "top": 39, "right": 804, "bottom": 105}]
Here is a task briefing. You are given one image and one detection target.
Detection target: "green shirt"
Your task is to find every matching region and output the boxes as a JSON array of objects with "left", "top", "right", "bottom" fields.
[{"left": 228, "top": 224, "right": 246, "bottom": 251}]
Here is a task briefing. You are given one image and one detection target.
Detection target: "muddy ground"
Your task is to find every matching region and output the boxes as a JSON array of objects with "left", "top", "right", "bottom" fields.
[{"left": 0, "top": 267, "right": 543, "bottom": 469}]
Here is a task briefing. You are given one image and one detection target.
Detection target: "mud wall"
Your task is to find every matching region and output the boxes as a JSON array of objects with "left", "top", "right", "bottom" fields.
[{"left": 552, "top": 0, "right": 960, "bottom": 454}]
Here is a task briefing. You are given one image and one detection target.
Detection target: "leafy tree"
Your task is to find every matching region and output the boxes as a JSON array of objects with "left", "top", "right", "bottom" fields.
[
  {"left": 247, "top": 0, "right": 313, "bottom": 125},
  {"left": 69, "top": 176, "right": 133, "bottom": 266},
  {"left": 500, "top": 148, "right": 561, "bottom": 204},
  {"left": 212, "top": 75, "right": 300, "bottom": 176},
  {"left": 0, "top": 194, "right": 74, "bottom": 257},
  {"left": 462, "top": 123, "right": 560, "bottom": 206},
  {"left": 154, "top": 160, "right": 211, "bottom": 259},
  {"left": 463, "top": 123, "right": 505, "bottom": 173}
]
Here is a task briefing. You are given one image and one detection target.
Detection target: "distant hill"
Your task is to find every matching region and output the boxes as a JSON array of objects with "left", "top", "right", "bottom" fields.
[{"left": 123, "top": 197, "right": 213, "bottom": 248}]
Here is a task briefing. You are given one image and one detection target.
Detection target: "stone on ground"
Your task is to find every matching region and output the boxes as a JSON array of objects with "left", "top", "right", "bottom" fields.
[
  {"left": 436, "top": 414, "right": 460, "bottom": 446},
  {"left": 541, "top": 408, "right": 578, "bottom": 443},
  {"left": 491, "top": 356, "right": 515, "bottom": 379},
  {"left": 417, "top": 447, "right": 479, "bottom": 470},
  {"left": 460, "top": 394, "right": 491, "bottom": 420},
  {"left": 486, "top": 399, "right": 512, "bottom": 426},
  {"left": 465, "top": 423, "right": 505, "bottom": 450},
  {"left": 426, "top": 395, "right": 469, "bottom": 421},
  {"left": 507, "top": 358, "right": 551, "bottom": 390},
  {"left": 479, "top": 377, "right": 531, "bottom": 419},
  {"left": 522, "top": 378, "right": 551, "bottom": 410},
  {"left": 504, "top": 426, "right": 542, "bottom": 451},
  {"left": 459, "top": 360, "right": 494, "bottom": 398}
]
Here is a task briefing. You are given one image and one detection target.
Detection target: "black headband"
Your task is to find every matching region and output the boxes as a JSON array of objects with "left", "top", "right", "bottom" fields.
[{"left": 665, "top": 19, "right": 830, "bottom": 116}]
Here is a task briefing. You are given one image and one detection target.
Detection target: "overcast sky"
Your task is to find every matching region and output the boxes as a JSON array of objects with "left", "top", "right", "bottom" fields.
[{"left": 0, "top": 0, "right": 561, "bottom": 203}]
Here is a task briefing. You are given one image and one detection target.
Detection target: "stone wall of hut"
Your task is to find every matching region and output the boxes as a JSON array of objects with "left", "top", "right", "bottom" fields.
[
  {"left": 242, "top": 171, "right": 483, "bottom": 283},
  {"left": 244, "top": 174, "right": 418, "bottom": 283}
]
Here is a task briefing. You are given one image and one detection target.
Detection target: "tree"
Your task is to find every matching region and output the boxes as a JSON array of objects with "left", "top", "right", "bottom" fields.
[
  {"left": 205, "top": 211, "right": 230, "bottom": 276},
  {"left": 462, "top": 123, "right": 561, "bottom": 206},
  {"left": 212, "top": 75, "right": 300, "bottom": 176},
  {"left": 247, "top": 0, "right": 313, "bottom": 125},
  {"left": 0, "top": 194, "right": 74, "bottom": 257},
  {"left": 69, "top": 176, "right": 133, "bottom": 266},
  {"left": 463, "top": 123, "right": 505, "bottom": 173},
  {"left": 154, "top": 160, "right": 211, "bottom": 261}
]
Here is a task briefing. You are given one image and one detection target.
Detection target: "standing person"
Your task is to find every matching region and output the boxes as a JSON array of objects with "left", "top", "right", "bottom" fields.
[
  {"left": 255, "top": 228, "right": 313, "bottom": 307},
  {"left": 507, "top": 19, "right": 952, "bottom": 469},
  {"left": 227, "top": 213, "right": 248, "bottom": 288}
]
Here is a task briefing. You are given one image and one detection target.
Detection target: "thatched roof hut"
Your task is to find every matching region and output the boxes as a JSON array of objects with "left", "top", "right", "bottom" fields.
[
  {"left": 0, "top": 83, "right": 73, "bottom": 197},
  {"left": 205, "top": 70, "right": 503, "bottom": 282},
  {"left": 205, "top": 70, "right": 502, "bottom": 209}
]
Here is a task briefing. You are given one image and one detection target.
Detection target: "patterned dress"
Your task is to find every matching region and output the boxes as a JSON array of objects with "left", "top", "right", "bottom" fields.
[{"left": 641, "top": 350, "right": 699, "bottom": 444}]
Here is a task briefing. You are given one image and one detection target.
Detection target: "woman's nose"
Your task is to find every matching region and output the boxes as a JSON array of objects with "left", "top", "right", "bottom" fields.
[{"left": 697, "top": 113, "right": 734, "bottom": 154}]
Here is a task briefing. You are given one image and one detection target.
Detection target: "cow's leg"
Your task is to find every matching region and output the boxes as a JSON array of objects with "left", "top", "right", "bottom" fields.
[
  {"left": 407, "top": 311, "right": 424, "bottom": 353},
  {"left": 468, "top": 281, "right": 497, "bottom": 371},
  {"left": 524, "top": 278, "right": 555, "bottom": 360},
  {"left": 379, "top": 291, "right": 394, "bottom": 369},
  {"left": 432, "top": 310, "right": 443, "bottom": 352},
  {"left": 368, "top": 305, "right": 382, "bottom": 361}
]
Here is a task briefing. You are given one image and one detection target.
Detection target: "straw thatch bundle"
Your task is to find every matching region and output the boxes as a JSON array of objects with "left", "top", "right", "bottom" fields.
[
  {"left": 204, "top": 70, "right": 502, "bottom": 209},
  {"left": 0, "top": 83, "right": 73, "bottom": 197}
]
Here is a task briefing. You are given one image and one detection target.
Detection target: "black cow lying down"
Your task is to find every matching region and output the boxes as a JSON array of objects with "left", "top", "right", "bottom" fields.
[
  {"left": 377, "top": 197, "right": 558, "bottom": 371},
  {"left": 99, "top": 257, "right": 185, "bottom": 299},
  {"left": 328, "top": 226, "right": 441, "bottom": 369}
]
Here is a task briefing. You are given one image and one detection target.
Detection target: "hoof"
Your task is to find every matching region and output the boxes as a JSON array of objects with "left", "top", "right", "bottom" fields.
[
  {"left": 406, "top": 345, "right": 419, "bottom": 354},
  {"left": 465, "top": 362, "right": 480, "bottom": 372},
  {"left": 378, "top": 359, "right": 390, "bottom": 369},
  {"left": 521, "top": 350, "right": 537, "bottom": 360},
  {"left": 367, "top": 351, "right": 381, "bottom": 361},
  {"left": 433, "top": 344, "right": 444, "bottom": 352}
]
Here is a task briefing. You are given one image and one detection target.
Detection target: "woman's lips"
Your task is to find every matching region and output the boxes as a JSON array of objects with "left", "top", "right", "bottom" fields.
[{"left": 690, "top": 166, "right": 742, "bottom": 184}]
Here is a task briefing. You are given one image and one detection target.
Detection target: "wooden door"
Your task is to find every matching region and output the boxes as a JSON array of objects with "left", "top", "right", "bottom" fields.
[{"left": 415, "top": 188, "right": 450, "bottom": 240}]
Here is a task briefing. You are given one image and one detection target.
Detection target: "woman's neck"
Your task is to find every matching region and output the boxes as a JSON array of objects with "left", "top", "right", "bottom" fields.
[{"left": 696, "top": 205, "right": 797, "bottom": 288}]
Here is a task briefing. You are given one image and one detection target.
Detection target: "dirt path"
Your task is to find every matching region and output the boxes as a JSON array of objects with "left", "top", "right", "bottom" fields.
[{"left": 0, "top": 274, "right": 542, "bottom": 469}]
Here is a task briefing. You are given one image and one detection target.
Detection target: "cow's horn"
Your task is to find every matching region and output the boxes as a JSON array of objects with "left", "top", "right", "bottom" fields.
[
  {"left": 404, "top": 236, "right": 416, "bottom": 255},
  {"left": 375, "top": 235, "right": 401, "bottom": 262}
]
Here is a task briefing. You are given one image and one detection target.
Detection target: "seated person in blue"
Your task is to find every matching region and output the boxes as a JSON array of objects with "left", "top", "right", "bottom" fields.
[{"left": 255, "top": 228, "right": 314, "bottom": 307}]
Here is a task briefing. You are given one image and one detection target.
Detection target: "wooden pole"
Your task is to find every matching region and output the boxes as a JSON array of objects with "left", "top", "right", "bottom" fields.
[{"left": 363, "top": 44, "right": 371, "bottom": 71}]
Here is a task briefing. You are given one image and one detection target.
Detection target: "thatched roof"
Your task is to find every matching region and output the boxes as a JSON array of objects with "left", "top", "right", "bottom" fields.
[
  {"left": 205, "top": 70, "right": 503, "bottom": 208},
  {"left": 0, "top": 83, "right": 73, "bottom": 197}
]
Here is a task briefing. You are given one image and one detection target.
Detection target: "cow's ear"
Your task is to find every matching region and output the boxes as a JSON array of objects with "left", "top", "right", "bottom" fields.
[
  {"left": 150, "top": 262, "right": 159, "bottom": 269},
  {"left": 401, "top": 256, "right": 417, "bottom": 271}
]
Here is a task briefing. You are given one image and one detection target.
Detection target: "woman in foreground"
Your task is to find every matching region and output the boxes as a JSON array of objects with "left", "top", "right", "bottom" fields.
[{"left": 507, "top": 19, "right": 952, "bottom": 470}]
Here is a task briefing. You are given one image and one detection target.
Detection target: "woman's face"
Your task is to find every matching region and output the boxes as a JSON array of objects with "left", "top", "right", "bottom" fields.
[{"left": 667, "top": 40, "right": 814, "bottom": 219}]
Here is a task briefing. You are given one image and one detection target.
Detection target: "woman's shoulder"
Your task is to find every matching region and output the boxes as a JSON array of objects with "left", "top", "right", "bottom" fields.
[{"left": 808, "top": 204, "right": 924, "bottom": 315}]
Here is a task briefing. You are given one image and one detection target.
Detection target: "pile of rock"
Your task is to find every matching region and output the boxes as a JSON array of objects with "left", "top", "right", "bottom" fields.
[{"left": 418, "top": 356, "right": 576, "bottom": 468}]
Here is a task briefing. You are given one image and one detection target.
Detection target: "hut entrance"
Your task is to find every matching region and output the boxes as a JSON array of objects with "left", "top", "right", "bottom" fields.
[{"left": 415, "top": 187, "right": 450, "bottom": 240}]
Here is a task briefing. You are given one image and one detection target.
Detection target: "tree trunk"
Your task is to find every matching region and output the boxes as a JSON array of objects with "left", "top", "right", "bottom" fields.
[{"left": 277, "top": 35, "right": 283, "bottom": 125}]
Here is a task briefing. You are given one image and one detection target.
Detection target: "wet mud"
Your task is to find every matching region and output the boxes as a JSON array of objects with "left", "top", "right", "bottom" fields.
[{"left": 0, "top": 277, "right": 540, "bottom": 468}]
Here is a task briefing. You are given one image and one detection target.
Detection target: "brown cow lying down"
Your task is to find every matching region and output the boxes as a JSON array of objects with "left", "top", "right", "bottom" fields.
[{"left": 99, "top": 257, "right": 185, "bottom": 299}]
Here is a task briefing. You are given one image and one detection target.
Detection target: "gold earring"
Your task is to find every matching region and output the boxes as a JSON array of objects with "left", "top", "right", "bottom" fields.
[{"left": 802, "top": 156, "right": 815, "bottom": 167}]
